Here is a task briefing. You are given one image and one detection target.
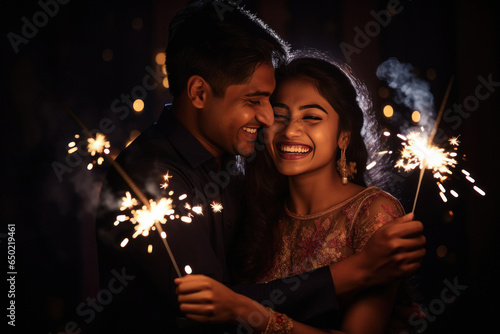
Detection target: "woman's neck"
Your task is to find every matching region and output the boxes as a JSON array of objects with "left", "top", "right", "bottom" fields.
[{"left": 287, "top": 164, "right": 364, "bottom": 216}]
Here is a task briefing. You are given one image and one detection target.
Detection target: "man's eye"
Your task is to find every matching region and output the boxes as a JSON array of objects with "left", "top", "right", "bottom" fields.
[{"left": 246, "top": 100, "right": 261, "bottom": 105}]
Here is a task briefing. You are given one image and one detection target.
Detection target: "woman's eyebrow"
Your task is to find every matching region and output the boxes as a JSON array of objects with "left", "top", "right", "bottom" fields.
[
  {"left": 272, "top": 102, "right": 289, "bottom": 110},
  {"left": 299, "top": 104, "right": 328, "bottom": 114}
]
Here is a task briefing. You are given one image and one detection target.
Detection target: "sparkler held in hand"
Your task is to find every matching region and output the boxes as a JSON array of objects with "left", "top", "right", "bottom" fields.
[
  {"left": 397, "top": 76, "right": 455, "bottom": 213},
  {"left": 394, "top": 76, "right": 485, "bottom": 212},
  {"left": 52, "top": 87, "right": 186, "bottom": 278}
]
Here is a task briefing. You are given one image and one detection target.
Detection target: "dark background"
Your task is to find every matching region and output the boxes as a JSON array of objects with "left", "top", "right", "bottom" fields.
[{"left": 2, "top": 0, "right": 499, "bottom": 333}]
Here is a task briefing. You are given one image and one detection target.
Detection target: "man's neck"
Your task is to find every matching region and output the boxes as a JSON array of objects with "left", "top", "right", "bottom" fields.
[{"left": 171, "top": 101, "right": 223, "bottom": 167}]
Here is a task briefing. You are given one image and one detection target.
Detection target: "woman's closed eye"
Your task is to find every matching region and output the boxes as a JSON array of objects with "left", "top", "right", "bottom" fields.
[
  {"left": 303, "top": 115, "right": 322, "bottom": 121},
  {"left": 274, "top": 113, "right": 289, "bottom": 121}
]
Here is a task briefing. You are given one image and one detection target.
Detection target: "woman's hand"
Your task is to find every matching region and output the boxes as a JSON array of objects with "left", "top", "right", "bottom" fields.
[{"left": 175, "top": 274, "right": 245, "bottom": 324}]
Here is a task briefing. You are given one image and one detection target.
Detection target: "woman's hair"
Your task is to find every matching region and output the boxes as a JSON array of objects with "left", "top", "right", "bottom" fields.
[
  {"left": 165, "top": 0, "right": 289, "bottom": 98},
  {"left": 232, "top": 50, "right": 386, "bottom": 282}
]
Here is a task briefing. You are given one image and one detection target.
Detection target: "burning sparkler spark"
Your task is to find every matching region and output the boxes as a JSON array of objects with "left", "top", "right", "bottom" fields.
[
  {"left": 395, "top": 130, "right": 457, "bottom": 178},
  {"left": 210, "top": 202, "right": 223, "bottom": 213},
  {"left": 184, "top": 265, "right": 193, "bottom": 275},
  {"left": 87, "top": 133, "right": 111, "bottom": 156}
]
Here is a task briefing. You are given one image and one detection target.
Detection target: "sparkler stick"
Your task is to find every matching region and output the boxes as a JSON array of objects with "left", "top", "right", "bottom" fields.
[
  {"left": 49, "top": 87, "right": 183, "bottom": 277},
  {"left": 410, "top": 76, "right": 454, "bottom": 213}
]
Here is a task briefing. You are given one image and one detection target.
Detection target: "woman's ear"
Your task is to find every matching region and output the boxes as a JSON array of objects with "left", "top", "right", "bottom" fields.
[
  {"left": 338, "top": 131, "right": 351, "bottom": 149},
  {"left": 186, "top": 75, "right": 210, "bottom": 109}
]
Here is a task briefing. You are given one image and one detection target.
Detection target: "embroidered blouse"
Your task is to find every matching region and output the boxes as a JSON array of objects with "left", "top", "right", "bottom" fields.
[{"left": 259, "top": 186, "right": 404, "bottom": 283}]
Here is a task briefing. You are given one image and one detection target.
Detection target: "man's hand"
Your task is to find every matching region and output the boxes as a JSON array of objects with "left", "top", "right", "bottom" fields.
[{"left": 330, "top": 213, "right": 426, "bottom": 299}]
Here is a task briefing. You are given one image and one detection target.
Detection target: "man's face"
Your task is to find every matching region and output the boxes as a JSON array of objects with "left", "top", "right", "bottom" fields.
[{"left": 198, "top": 62, "right": 276, "bottom": 158}]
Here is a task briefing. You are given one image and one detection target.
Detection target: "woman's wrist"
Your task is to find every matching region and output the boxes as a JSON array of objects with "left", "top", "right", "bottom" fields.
[{"left": 233, "top": 293, "right": 270, "bottom": 332}]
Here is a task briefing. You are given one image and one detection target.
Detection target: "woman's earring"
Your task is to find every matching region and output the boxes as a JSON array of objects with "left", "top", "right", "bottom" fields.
[{"left": 337, "top": 147, "right": 357, "bottom": 185}]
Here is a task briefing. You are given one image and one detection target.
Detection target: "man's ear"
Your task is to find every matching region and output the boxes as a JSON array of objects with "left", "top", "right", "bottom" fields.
[
  {"left": 186, "top": 75, "right": 210, "bottom": 109},
  {"left": 338, "top": 131, "right": 351, "bottom": 149}
]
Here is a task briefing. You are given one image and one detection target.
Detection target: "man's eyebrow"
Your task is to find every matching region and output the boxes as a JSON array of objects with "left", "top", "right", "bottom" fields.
[
  {"left": 299, "top": 104, "right": 328, "bottom": 114},
  {"left": 244, "top": 91, "right": 272, "bottom": 97}
]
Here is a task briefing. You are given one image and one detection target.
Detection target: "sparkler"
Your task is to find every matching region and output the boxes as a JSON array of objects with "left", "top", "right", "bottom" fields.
[
  {"left": 51, "top": 87, "right": 188, "bottom": 278},
  {"left": 393, "top": 76, "right": 485, "bottom": 212},
  {"left": 395, "top": 77, "right": 455, "bottom": 212}
]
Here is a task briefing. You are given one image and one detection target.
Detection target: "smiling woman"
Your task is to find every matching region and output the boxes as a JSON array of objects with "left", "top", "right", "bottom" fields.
[{"left": 174, "top": 53, "right": 416, "bottom": 333}]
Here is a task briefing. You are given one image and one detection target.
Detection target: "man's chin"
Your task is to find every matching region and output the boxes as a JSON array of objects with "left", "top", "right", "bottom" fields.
[{"left": 236, "top": 143, "right": 256, "bottom": 158}]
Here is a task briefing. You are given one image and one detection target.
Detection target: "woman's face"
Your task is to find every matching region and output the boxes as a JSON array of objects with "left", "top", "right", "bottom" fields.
[{"left": 265, "top": 78, "right": 348, "bottom": 177}]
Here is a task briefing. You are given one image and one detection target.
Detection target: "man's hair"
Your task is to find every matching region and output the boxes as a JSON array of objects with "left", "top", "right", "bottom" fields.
[{"left": 165, "top": 0, "right": 289, "bottom": 98}]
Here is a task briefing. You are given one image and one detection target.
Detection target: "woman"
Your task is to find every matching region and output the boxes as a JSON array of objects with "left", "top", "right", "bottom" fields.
[{"left": 175, "top": 53, "right": 405, "bottom": 333}]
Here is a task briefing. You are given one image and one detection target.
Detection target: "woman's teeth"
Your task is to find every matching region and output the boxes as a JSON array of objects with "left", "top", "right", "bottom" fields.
[{"left": 279, "top": 144, "right": 311, "bottom": 153}]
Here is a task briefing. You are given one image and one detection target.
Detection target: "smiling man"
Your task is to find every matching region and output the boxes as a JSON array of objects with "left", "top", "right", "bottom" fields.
[{"left": 93, "top": 1, "right": 425, "bottom": 333}]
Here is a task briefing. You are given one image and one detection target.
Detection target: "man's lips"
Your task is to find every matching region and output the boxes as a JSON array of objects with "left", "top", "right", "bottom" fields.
[{"left": 242, "top": 126, "right": 258, "bottom": 134}]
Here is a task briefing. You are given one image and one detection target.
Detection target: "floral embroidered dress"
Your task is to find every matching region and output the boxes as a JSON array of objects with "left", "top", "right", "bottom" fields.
[{"left": 259, "top": 186, "right": 404, "bottom": 283}]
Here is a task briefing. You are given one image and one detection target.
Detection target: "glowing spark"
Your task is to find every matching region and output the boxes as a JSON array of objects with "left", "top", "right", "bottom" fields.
[
  {"left": 439, "top": 192, "right": 448, "bottom": 202},
  {"left": 192, "top": 206, "right": 203, "bottom": 215},
  {"left": 120, "top": 238, "right": 129, "bottom": 247},
  {"left": 437, "top": 182, "right": 446, "bottom": 193},
  {"left": 179, "top": 194, "right": 187, "bottom": 200},
  {"left": 473, "top": 186, "right": 486, "bottom": 196},
  {"left": 211, "top": 202, "right": 223, "bottom": 213},
  {"left": 395, "top": 131, "right": 457, "bottom": 178},
  {"left": 366, "top": 161, "right": 376, "bottom": 170},
  {"left": 465, "top": 175, "right": 475, "bottom": 183},
  {"left": 128, "top": 198, "right": 173, "bottom": 238},
  {"left": 181, "top": 216, "right": 192, "bottom": 223},
  {"left": 87, "top": 133, "right": 111, "bottom": 156},
  {"left": 184, "top": 265, "right": 193, "bottom": 275},
  {"left": 120, "top": 191, "right": 138, "bottom": 211},
  {"left": 148, "top": 244, "right": 153, "bottom": 253},
  {"left": 450, "top": 190, "right": 459, "bottom": 198},
  {"left": 87, "top": 163, "right": 93, "bottom": 170},
  {"left": 161, "top": 171, "right": 173, "bottom": 188},
  {"left": 449, "top": 136, "right": 460, "bottom": 146},
  {"left": 68, "top": 146, "right": 78, "bottom": 154}
]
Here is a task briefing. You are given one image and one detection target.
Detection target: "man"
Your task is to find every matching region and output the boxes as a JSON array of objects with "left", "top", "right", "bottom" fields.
[{"left": 94, "top": 1, "right": 425, "bottom": 333}]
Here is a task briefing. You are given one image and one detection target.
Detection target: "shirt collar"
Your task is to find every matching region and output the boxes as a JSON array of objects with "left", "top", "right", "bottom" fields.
[{"left": 156, "top": 104, "right": 216, "bottom": 169}]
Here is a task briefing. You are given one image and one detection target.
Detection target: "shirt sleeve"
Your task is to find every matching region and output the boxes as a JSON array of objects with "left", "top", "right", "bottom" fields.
[
  {"left": 232, "top": 266, "right": 339, "bottom": 323},
  {"left": 352, "top": 190, "right": 405, "bottom": 252}
]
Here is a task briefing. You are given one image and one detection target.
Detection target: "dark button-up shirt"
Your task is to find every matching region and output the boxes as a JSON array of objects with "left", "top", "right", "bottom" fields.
[{"left": 93, "top": 105, "right": 338, "bottom": 333}]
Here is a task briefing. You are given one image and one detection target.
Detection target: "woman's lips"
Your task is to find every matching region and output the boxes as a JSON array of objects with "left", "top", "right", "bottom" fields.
[{"left": 277, "top": 143, "right": 312, "bottom": 159}]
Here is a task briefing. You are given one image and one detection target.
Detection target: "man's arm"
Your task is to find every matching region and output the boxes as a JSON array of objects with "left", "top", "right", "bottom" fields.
[{"left": 330, "top": 213, "right": 426, "bottom": 304}]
